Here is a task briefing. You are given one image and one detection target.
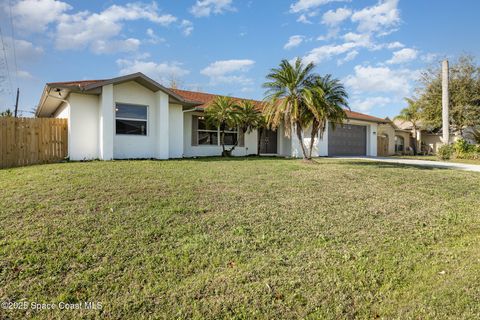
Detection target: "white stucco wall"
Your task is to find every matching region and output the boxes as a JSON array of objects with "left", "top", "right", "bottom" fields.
[
  {"left": 54, "top": 102, "right": 69, "bottom": 119},
  {"left": 68, "top": 93, "right": 99, "bottom": 161},
  {"left": 169, "top": 104, "right": 184, "bottom": 158},
  {"left": 113, "top": 81, "right": 158, "bottom": 159},
  {"left": 183, "top": 111, "right": 257, "bottom": 157}
]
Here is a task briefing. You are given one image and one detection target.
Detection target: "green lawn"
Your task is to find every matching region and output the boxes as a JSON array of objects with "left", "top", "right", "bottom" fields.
[
  {"left": 392, "top": 155, "right": 480, "bottom": 165},
  {"left": 1, "top": 158, "right": 480, "bottom": 319}
]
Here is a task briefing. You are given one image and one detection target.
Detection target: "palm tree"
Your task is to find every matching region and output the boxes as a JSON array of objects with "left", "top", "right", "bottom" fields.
[
  {"left": 0, "top": 109, "right": 13, "bottom": 117},
  {"left": 304, "top": 75, "right": 348, "bottom": 159},
  {"left": 237, "top": 100, "right": 264, "bottom": 134},
  {"left": 263, "top": 58, "right": 320, "bottom": 159},
  {"left": 395, "top": 98, "right": 422, "bottom": 153},
  {"left": 205, "top": 97, "right": 264, "bottom": 156},
  {"left": 205, "top": 96, "right": 239, "bottom": 156}
]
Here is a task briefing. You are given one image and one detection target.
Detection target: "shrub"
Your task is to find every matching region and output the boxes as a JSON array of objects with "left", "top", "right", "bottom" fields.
[
  {"left": 453, "top": 139, "right": 480, "bottom": 159},
  {"left": 437, "top": 144, "right": 454, "bottom": 160}
]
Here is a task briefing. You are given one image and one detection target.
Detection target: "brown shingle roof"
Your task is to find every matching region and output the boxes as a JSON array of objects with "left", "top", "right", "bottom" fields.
[
  {"left": 171, "top": 88, "right": 386, "bottom": 123},
  {"left": 170, "top": 88, "right": 265, "bottom": 110}
]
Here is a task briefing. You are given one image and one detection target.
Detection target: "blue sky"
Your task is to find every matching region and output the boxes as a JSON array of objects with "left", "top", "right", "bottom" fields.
[{"left": 0, "top": 0, "right": 479, "bottom": 118}]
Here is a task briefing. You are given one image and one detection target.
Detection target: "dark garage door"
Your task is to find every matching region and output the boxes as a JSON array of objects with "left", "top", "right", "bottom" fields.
[{"left": 328, "top": 123, "right": 367, "bottom": 156}]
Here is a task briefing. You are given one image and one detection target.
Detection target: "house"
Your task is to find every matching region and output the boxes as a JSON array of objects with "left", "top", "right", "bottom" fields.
[
  {"left": 377, "top": 117, "right": 464, "bottom": 156},
  {"left": 377, "top": 118, "right": 412, "bottom": 156},
  {"left": 36, "top": 72, "right": 386, "bottom": 161}
]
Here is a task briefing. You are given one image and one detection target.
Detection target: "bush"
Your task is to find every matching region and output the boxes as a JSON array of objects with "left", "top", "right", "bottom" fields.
[
  {"left": 438, "top": 139, "right": 480, "bottom": 160},
  {"left": 453, "top": 139, "right": 480, "bottom": 160},
  {"left": 437, "top": 144, "right": 454, "bottom": 160}
]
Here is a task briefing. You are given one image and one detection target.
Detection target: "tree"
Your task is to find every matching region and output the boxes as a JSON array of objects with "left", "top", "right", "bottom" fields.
[
  {"left": 417, "top": 55, "right": 480, "bottom": 133},
  {"left": 395, "top": 98, "right": 422, "bottom": 152},
  {"left": 304, "top": 75, "right": 348, "bottom": 159},
  {"left": 263, "top": 58, "right": 348, "bottom": 160},
  {"left": 205, "top": 97, "right": 264, "bottom": 156},
  {"left": 263, "top": 58, "right": 320, "bottom": 160},
  {"left": 0, "top": 109, "right": 13, "bottom": 117}
]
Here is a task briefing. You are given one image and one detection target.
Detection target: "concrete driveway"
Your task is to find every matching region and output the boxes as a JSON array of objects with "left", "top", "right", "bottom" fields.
[{"left": 335, "top": 157, "right": 480, "bottom": 172}]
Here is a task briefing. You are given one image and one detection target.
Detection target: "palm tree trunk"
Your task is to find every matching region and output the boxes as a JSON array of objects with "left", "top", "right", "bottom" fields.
[
  {"left": 308, "top": 122, "right": 320, "bottom": 160},
  {"left": 296, "top": 122, "right": 308, "bottom": 160},
  {"left": 257, "top": 127, "right": 263, "bottom": 155},
  {"left": 221, "top": 130, "right": 226, "bottom": 156}
]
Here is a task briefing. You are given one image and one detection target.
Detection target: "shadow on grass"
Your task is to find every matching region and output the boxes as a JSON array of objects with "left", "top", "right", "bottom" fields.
[{"left": 320, "top": 159, "right": 451, "bottom": 171}]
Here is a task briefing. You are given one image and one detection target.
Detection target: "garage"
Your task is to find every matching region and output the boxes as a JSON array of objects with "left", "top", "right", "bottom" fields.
[{"left": 328, "top": 123, "right": 367, "bottom": 156}]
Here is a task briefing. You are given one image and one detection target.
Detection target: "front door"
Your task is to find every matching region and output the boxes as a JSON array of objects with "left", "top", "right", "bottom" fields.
[{"left": 259, "top": 129, "right": 278, "bottom": 154}]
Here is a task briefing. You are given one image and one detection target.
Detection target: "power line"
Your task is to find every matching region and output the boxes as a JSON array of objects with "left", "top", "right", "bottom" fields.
[
  {"left": 8, "top": 0, "right": 18, "bottom": 89},
  {"left": 0, "top": 23, "right": 14, "bottom": 103}
]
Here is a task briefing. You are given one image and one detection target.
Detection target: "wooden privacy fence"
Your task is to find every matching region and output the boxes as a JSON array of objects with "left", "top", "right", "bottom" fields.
[{"left": 0, "top": 117, "right": 68, "bottom": 169}]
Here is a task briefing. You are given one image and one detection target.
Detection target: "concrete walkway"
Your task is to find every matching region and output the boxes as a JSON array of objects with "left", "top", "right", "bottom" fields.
[{"left": 335, "top": 157, "right": 480, "bottom": 172}]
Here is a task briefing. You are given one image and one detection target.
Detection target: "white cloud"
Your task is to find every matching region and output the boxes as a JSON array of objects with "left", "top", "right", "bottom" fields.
[
  {"left": 351, "top": 0, "right": 400, "bottom": 34},
  {"left": 297, "top": 14, "right": 312, "bottom": 24},
  {"left": 290, "top": 0, "right": 347, "bottom": 13},
  {"left": 91, "top": 38, "right": 141, "bottom": 54},
  {"left": 284, "top": 35, "right": 304, "bottom": 50},
  {"left": 190, "top": 0, "right": 235, "bottom": 17},
  {"left": 17, "top": 70, "right": 34, "bottom": 79},
  {"left": 342, "top": 32, "right": 373, "bottom": 47},
  {"left": 303, "top": 42, "right": 356, "bottom": 64},
  {"left": 304, "top": 32, "right": 375, "bottom": 64},
  {"left": 5, "top": 37, "right": 44, "bottom": 61},
  {"left": 345, "top": 65, "right": 418, "bottom": 96},
  {"left": 337, "top": 50, "right": 358, "bottom": 65},
  {"left": 351, "top": 96, "right": 391, "bottom": 112},
  {"left": 54, "top": 2, "right": 177, "bottom": 53},
  {"left": 117, "top": 59, "right": 190, "bottom": 84},
  {"left": 421, "top": 53, "right": 438, "bottom": 63},
  {"left": 386, "top": 41, "right": 404, "bottom": 49},
  {"left": 146, "top": 28, "right": 166, "bottom": 44},
  {"left": 386, "top": 48, "right": 418, "bottom": 64},
  {"left": 201, "top": 59, "right": 255, "bottom": 85},
  {"left": 11, "top": 0, "right": 71, "bottom": 33},
  {"left": 322, "top": 7, "right": 352, "bottom": 27},
  {"left": 180, "top": 20, "right": 194, "bottom": 36}
]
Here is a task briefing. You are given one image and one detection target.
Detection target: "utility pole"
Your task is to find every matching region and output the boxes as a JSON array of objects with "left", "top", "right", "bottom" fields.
[
  {"left": 14, "top": 88, "right": 19, "bottom": 118},
  {"left": 442, "top": 60, "right": 449, "bottom": 144}
]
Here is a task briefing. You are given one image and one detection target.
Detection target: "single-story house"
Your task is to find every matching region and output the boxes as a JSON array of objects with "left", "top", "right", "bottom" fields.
[
  {"left": 36, "top": 72, "right": 387, "bottom": 161},
  {"left": 377, "top": 119, "right": 413, "bottom": 156}
]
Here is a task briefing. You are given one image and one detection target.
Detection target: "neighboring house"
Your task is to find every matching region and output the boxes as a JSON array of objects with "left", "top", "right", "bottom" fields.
[
  {"left": 377, "top": 118, "right": 412, "bottom": 156},
  {"left": 377, "top": 117, "right": 463, "bottom": 156},
  {"left": 393, "top": 119, "right": 460, "bottom": 154},
  {"left": 36, "top": 73, "right": 386, "bottom": 161}
]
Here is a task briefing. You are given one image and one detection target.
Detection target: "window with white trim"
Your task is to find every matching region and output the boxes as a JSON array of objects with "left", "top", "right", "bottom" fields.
[
  {"left": 116, "top": 103, "right": 148, "bottom": 136},
  {"left": 197, "top": 116, "right": 218, "bottom": 145}
]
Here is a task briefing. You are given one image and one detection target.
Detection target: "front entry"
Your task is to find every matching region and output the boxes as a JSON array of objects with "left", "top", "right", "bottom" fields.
[{"left": 259, "top": 129, "right": 278, "bottom": 154}]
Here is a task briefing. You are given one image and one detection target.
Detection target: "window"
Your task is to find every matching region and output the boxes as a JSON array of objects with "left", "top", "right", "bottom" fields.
[
  {"left": 395, "top": 135, "right": 405, "bottom": 152},
  {"left": 197, "top": 116, "right": 218, "bottom": 145},
  {"left": 116, "top": 103, "right": 147, "bottom": 135},
  {"left": 193, "top": 116, "right": 240, "bottom": 146},
  {"left": 220, "top": 123, "right": 238, "bottom": 146}
]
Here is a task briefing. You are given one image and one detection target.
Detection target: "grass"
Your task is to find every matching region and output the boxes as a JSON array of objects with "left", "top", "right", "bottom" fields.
[
  {"left": 392, "top": 155, "right": 480, "bottom": 165},
  {"left": 1, "top": 158, "right": 480, "bottom": 319}
]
